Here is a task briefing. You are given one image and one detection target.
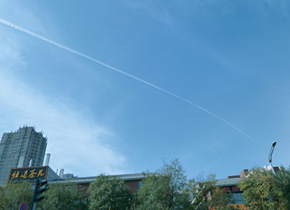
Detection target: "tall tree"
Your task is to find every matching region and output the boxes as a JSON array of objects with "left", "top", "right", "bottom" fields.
[
  {"left": 189, "top": 174, "right": 235, "bottom": 210},
  {"left": 238, "top": 167, "right": 275, "bottom": 210},
  {"left": 38, "top": 182, "right": 89, "bottom": 210},
  {"left": 272, "top": 166, "right": 290, "bottom": 209},
  {"left": 137, "top": 158, "right": 192, "bottom": 210},
  {"left": 239, "top": 166, "right": 290, "bottom": 210},
  {"left": 0, "top": 182, "right": 33, "bottom": 210},
  {"left": 88, "top": 174, "right": 134, "bottom": 210}
]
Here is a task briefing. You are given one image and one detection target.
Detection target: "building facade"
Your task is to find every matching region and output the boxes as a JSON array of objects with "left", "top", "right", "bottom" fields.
[
  {"left": 49, "top": 173, "right": 145, "bottom": 193},
  {"left": 0, "top": 126, "right": 47, "bottom": 186}
]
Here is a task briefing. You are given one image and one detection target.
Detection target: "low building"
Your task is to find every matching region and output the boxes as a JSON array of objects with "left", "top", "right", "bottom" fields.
[
  {"left": 48, "top": 173, "right": 145, "bottom": 193},
  {"left": 215, "top": 167, "right": 279, "bottom": 210}
]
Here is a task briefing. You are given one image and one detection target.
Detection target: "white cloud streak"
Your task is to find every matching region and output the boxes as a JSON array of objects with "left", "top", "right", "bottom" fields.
[{"left": 0, "top": 18, "right": 255, "bottom": 142}]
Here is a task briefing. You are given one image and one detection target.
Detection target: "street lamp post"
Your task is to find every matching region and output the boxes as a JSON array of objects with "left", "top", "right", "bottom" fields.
[{"left": 268, "top": 141, "right": 277, "bottom": 174}]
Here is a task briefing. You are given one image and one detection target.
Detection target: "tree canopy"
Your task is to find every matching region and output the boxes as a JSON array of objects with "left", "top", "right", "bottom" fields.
[
  {"left": 38, "top": 182, "right": 89, "bottom": 210},
  {"left": 238, "top": 166, "right": 290, "bottom": 210},
  {"left": 272, "top": 166, "right": 290, "bottom": 209},
  {"left": 0, "top": 182, "right": 33, "bottom": 210},
  {"left": 137, "top": 158, "right": 192, "bottom": 210},
  {"left": 88, "top": 174, "right": 134, "bottom": 210},
  {"left": 3, "top": 161, "right": 290, "bottom": 210},
  {"left": 189, "top": 174, "right": 235, "bottom": 210}
]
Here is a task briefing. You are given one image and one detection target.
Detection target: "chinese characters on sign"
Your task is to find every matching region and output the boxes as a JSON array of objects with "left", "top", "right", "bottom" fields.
[{"left": 9, "top": 166, "right": 48, "bottom": 183}]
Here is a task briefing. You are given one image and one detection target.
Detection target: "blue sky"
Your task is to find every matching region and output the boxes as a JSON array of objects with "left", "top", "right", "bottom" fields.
[{"left": 0, "top": 0, "right": 290, "bottom": 179}]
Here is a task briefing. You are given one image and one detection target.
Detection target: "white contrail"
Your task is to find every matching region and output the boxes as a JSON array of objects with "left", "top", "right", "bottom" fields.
[{"left": 0, "top": 18, "right": 255, "bottom": 142}]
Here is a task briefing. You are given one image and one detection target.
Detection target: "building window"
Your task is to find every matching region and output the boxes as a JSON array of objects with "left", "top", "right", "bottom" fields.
[{"left": 232, "top": 192, "right": 244, "bottom": 204}]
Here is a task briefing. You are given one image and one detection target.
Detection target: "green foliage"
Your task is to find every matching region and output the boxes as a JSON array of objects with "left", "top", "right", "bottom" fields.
[
  {"left": 272, "top": 166, "right": 290, "bottom": 209},
  {"left": 88, "top": 174, "right": 133, "bottom": 210},
  {"left": 137, "top": 158, "right": 192, "bottom": 210},
  {"left": 137, "top": 173, "right": 173, "bottom": 210},
  {"left": 38, "top": 182, "right": 89, "bottom": 210},
  {"left": 0, "top": 182, "right": 33, "bottom": 210},
  {"left": 189, "top": 174, "right": 234, "bottom": 210},
  {"left": 238, "top": 166, "right": 290, "bottom": 210},
  {"left": 238, "top": 167, "right": 274, "bottom": 210},
  {"left": 210, "top": 188, "right": 236, "bottom": 210}
]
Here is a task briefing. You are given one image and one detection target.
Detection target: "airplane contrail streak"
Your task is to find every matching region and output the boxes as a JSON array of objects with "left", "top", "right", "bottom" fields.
[{"left": 0, "top": 18, "right": 255, "bottom": 142}]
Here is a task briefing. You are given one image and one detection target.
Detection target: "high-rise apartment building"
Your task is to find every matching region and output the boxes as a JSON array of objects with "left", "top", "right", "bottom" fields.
[{"left": 0, "top": 126, "right": 47, "bottom": 186}]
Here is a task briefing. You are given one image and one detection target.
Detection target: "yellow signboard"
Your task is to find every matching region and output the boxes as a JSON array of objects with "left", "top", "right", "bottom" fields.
[{"left": 8, "top": 166, "right": 48, "bottom": 184}]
